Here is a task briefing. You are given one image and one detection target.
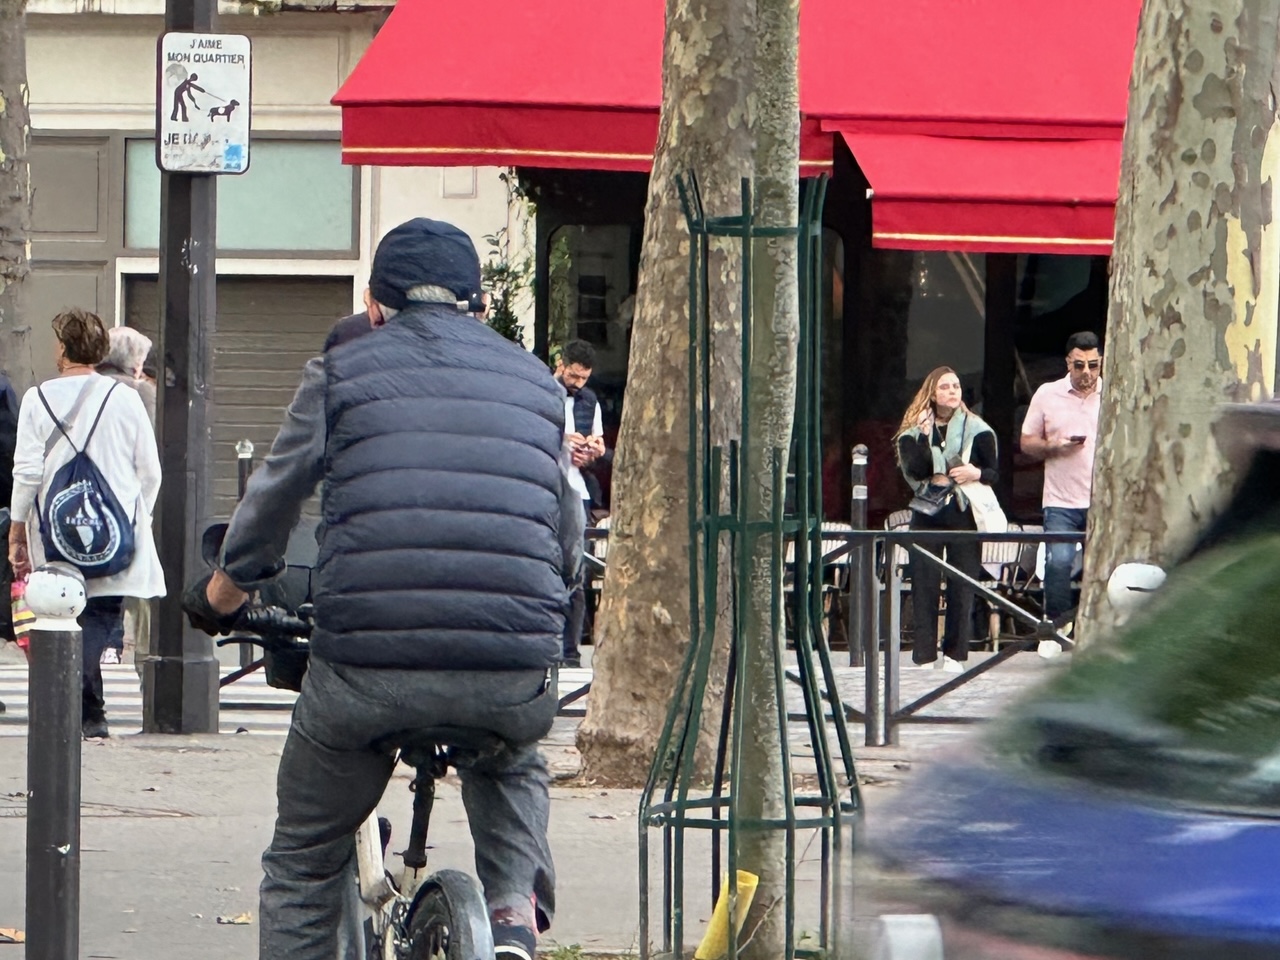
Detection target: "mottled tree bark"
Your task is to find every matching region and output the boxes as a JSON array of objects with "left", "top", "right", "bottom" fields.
[
  {"left": 577, "top": 0, "right": 754, "bottom": 783},
  {"left": 734, "top": 0, "right": 799, "bottom": 957},
  {"left": 0, "top": 0, "right": 33, "bottom": 392},
  {"left": 1079, "top": 0, "right": 1280, "bottom": 643}
]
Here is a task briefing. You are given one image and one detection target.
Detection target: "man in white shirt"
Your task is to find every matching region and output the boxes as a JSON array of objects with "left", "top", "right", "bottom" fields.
[
  {"left": 556, "top": 340, "right": 605, "bottom": 514},
  {"left": 555, "top": 340, "right": 604, "bottom": 668}
]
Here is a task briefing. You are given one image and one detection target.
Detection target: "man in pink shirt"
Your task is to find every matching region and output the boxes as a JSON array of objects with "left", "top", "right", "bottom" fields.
[{"left": 1020, "top": 331, "right": 1103, "bottom": 622}]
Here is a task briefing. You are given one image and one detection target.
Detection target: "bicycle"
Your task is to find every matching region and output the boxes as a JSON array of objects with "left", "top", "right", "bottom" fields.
[{"left": 204, "top": 526, "right": 499, "bottom": 960}]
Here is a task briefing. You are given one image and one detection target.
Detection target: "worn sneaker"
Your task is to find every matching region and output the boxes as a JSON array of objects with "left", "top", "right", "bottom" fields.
[
  {"left": 82, "top": 718, "right": 110, "bottom": 740},
  {"left": 942, "top": 656, "right": 966, "bottom": 674},
  {"left": 492, "top": 904, "right": 537, "bottom": 960},
  {"left": 1037, "top": 639, "right": 1064, "bottom": 659},
  {"left": 493, "top": 925, "right": 536, "bottom": 960},
  {"left": 100, "top": 647, "right": 121, "bottom": 665}
]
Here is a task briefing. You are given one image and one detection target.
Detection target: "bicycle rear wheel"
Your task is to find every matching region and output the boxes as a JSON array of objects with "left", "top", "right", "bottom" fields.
[{"left": 407, "top": 869, "right": 493, "bottom": 960}]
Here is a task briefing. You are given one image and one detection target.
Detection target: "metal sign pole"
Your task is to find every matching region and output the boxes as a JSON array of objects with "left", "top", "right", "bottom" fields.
[{"left": 144, "top": 0, "right": 221, "bottom": 733}]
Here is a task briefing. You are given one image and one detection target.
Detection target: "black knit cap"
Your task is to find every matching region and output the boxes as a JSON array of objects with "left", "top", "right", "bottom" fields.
[{"left": 368, "top": 218, "right": 482, "bottom": 311}]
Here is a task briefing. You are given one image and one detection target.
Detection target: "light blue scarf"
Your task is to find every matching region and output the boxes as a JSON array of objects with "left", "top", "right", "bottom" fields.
[{"left": 902, "top": 410, "right": 996, "bottom": 508}]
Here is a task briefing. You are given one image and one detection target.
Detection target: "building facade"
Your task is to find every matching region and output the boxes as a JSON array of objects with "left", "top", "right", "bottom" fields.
[{"left": 22, "top": 0, "right": 523, "bottom": 520}]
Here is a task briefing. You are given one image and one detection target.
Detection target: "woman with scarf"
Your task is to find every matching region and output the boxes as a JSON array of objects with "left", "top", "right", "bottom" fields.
[{"left": 895, "top": 366, "right": 999, "bottom": 672}]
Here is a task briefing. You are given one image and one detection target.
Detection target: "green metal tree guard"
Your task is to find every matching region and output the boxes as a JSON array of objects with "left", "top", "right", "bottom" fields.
[{"left": 638, "top": 174, "right": 861, "bottom": 960}]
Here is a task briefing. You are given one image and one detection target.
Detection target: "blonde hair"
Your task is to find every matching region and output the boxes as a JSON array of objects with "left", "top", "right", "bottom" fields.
[{"left": 894, "top": 366, "right": 970, "bottom": 444}]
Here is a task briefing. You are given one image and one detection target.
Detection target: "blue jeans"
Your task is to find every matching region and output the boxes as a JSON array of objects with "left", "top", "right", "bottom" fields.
[{"left": 1043, "top": 507, "right": 1087, "bottom": 620}]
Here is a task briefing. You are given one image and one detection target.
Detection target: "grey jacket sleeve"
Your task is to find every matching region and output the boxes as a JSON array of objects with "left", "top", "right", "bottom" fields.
[
  {"left": 221, "top": 357, "right": 327, "bottom": 589},
  {"left": 558, "top": 445, "right": 585, "bottom": 588}
]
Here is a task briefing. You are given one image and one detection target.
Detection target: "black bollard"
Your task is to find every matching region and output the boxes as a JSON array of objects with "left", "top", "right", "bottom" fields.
[
  {"left": 849, "top": 444, "right": 883, "bottom": 745},
  {"left": 234, "top": 438, "right": 257, "bottom": 668},
  {"left": 24, "top": 564, "right": 86, "bottom": 960},
  {"left": 235, "top": 437, "right": 255, "bottom": 501},
  {"left": 847, "top": 444, "right": 869, "bottom": 668}
]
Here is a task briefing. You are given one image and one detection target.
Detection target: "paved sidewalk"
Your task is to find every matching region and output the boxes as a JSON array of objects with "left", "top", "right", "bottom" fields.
[{"left": 0, "top": 641, "right": 1062, "bottom": 958}]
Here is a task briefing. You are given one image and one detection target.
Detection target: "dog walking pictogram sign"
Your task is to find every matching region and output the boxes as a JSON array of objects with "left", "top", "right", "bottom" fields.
[{"left": 156, "top": 32, "right": 252, "bottom": 174}]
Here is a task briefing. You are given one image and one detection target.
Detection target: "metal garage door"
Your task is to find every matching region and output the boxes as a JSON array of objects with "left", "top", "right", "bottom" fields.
[{"left": 124, "top": 276, "right": 353, "bottom": 519}]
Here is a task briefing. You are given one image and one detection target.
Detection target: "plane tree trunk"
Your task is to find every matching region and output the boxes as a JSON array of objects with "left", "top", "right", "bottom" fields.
[
  {"left": 577, "top": 0, "right": 755, "bottom": 784},
  {"left": 1079, "top": 0, "right": 1280, "bottom": 643},
  {"left": 732, "top": 0, "right": 799, "bottom": 957},
  {"left": 0, "top": 0, "right": 33, "bottom": 391}
]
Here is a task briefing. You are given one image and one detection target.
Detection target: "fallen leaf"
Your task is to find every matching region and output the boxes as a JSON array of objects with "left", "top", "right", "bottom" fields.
[
  {"left": 0, "top": 928, "right": 24, "bottom": 944},
  {"left": 143, "top": 787, "right": 158, "bottom": 792},
  {"left": 216, "top": 913, "right": 253, "bottom": 926},
  {"left": 588, "top": 814, "right": 617, "bottom": 821}
]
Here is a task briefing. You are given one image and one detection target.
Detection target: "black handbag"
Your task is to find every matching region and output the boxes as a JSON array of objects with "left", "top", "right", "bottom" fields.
[{"left": 909, "top": 479, "right": 955, "bottom": 517}]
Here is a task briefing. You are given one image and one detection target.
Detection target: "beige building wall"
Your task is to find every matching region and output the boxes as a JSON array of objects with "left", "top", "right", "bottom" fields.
[{"left": 23, "top": 4, "right": 528, "bottom": 322}]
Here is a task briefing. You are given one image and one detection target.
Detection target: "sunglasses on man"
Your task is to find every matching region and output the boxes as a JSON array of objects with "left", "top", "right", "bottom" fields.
[{"left": 1071, "top": 360, "right": 1101, "bottom": 371}]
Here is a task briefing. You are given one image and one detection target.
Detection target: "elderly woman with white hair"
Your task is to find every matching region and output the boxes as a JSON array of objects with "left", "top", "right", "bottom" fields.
[
  {"left": 98, "top": 325, "right": 156, "bottom": 424},
  {"left": 96, "top": 325, "right": 158, "bottom": 667}
]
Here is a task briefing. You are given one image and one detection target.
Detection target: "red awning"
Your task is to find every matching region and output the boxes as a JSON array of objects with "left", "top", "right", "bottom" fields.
[
  {"left": 334, "top": 0, "right": 833, "bottom": 171},
  {"left": 335, "top": 0, "right": 664, "bottom": 170},
  {"left": 334, "top": 0, "right": 1140, "bottom": 249},
  {"left": 803, "top": 1, "right": 1140, "bottom": 139},
  {"left": 835, "top": 132, "right": 1122, "bottom": 255}
]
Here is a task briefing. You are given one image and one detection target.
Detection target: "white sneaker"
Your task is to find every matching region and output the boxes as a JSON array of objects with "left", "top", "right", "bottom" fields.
[
  {"left": 942, "top": 656, "right": 966, "bottom": 674},
  {"left": 1037, "top": 639, "right": 1064, "bottom": 659},
  {"left": 100, "top": 648, "right": 121, "bottom": 665}
]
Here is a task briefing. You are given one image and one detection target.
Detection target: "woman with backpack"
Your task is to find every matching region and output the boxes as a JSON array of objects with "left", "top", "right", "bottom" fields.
[{"left": 7, "top": 309, "right": 164, "bottom": 739}]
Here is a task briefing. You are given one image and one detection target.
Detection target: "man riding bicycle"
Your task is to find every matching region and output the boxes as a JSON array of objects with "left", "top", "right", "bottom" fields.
[{"left": 184, "top": 218, "right": 583, "bottom": 960}]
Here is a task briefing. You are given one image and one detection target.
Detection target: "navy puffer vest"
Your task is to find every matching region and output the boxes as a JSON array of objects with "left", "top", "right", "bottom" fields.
[{"left": 311, "top": 305, "right": 569, "bottom": 670}]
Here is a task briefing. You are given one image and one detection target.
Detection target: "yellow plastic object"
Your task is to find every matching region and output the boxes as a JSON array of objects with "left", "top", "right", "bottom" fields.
[{"left": 694, "top": 870, "right": 760, "bottom": 960}]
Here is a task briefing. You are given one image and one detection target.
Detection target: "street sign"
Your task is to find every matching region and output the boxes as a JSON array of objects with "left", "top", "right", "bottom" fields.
[{"left": 156, "top": 32, "right": 252, "bottom": 174}]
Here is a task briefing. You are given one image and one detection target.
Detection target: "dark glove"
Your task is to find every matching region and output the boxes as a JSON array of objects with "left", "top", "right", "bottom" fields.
[
  {"left": 236, "top": 605, "right": 312, "bottom": 643},
  {"left": 182, "top": 573, "right": 247, "bottom": 636}
]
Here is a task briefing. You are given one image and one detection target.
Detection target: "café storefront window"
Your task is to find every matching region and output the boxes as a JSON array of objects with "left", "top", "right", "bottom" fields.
[{"left": 540, "top": 214, "right": 847, "bottom": 519}]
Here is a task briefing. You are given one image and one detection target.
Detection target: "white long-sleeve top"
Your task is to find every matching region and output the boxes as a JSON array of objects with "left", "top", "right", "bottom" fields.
[
  {"left": 563, "top": 392, "right": 603, "bottom": 501},
  {"left": 11, "top": 373, "right": 166, "bottom": 599}
]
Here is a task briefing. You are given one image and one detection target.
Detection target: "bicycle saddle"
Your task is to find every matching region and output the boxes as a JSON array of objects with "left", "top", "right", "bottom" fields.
[{"left": 376, "top": 726, "right": 506, "bottom": 758}]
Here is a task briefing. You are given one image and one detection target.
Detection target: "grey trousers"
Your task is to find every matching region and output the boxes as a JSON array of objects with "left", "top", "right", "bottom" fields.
[{"left": 259, "top": 656, "right": 558, "bottom": 960}]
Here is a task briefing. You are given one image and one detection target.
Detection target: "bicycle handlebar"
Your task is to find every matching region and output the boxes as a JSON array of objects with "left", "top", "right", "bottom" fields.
[{"left": 215, "top": 604, "right": 312, "bottom": 650}]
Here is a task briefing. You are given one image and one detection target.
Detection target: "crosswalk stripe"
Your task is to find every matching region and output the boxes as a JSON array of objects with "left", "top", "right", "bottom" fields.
[{"left": 0, "top": 664, "right": 597, "bottom": 738}]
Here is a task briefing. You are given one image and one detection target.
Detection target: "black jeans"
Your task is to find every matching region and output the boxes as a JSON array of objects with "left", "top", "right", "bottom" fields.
[
  {"left": 562, "top": 499, "right": 592, "bottom": 663},
  {"left": 80, "top": 596, "right": 124, "bottom": 723},
  {"left": 908, "top": 504, "right": 981, "bottom": 663},
  {"left": 260, "top": 657, "right": 558, "bottom": 960}
]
